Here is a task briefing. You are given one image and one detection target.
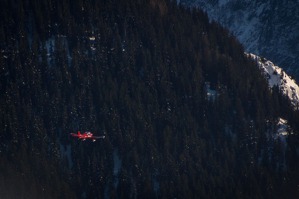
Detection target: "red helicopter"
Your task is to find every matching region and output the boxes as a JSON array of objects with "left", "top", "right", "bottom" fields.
[{"left": 70, "top": 131, "right": 105, "bottom": 142}]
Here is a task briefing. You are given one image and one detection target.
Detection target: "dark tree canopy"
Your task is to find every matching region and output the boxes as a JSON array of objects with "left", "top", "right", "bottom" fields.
[{"left": 0, "top": 0, "right": 298, "bottom": 198}]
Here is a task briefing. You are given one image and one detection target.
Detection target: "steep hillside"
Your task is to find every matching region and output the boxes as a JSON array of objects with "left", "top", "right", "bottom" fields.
[
  {"left": 180, "top": 0, "right": 299, "bottom": 81},
  {"left": 247, "top": 53, "right": 299, "bottom": 109},
  {"left": 1, "top": 0, "right": 299, "bottom": 198}
]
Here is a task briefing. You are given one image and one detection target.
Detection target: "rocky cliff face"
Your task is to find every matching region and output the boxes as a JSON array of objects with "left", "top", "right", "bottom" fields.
[{"left": 180, "top": 0, "right": 299, "bottom": 80}]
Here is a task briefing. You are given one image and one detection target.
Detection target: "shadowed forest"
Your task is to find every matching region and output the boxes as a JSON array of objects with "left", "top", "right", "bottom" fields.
[{"left": 0, "top": 0, "right": 298, "bottom": 198}]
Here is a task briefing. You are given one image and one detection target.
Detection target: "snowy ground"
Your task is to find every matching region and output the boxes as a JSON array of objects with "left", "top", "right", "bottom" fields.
[{"left": 247, "top": 53, "right": 299, "bottom": 109}]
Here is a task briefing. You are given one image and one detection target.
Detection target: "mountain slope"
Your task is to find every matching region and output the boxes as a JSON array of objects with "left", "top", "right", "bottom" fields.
[
  {"left": 247, "top": 53, "right": 299, "bottom": 109},
  {"left": 180, "top": 0, "right": 299, "bottom": 81},
  {"left": 1, "top": 0, "right": 299, "bottom": 198}
]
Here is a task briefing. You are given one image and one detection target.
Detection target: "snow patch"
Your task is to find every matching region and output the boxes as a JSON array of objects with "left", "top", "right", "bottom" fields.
[
  {"left": 205, "top": 82, "right": 218, "bottom": 100},
  {"left": 277, "top": 118, "right": 289, "bottom": 137},
  {"left": 89, "top": 36, "right": 95, "bottom": 41},
  {"left": 45, "top": 37, "right": 55, "bottom": 66},
  {"left": 45, "top": 36, "right": 72, "bottom": 67},
  {"left": 113, "top": 149, "right": 122, "bottom": 175},
  {"left": 60, "top": 144, "right": 73, "bottom": 169},
  {"left": 275, "top": 118, "right": 290, "bottom": 170},
  {"left": 113, "top": 149, "right": 122, "bottom": 188},
  {"left": 247, "top": 53, "right": 299, "bottom": 109}
]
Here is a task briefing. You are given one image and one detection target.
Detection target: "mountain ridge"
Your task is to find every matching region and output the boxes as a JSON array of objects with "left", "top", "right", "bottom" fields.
[
  {"left": 180, "top": 0, "right": 299, "bottom": 81},
  {"left": 247, "top": 53, "right": 299, "bottom": 109}
]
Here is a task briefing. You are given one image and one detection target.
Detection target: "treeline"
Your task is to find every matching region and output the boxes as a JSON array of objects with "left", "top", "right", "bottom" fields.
[{"left": 0, "top": 0, "right": 298, "bottom": 198}]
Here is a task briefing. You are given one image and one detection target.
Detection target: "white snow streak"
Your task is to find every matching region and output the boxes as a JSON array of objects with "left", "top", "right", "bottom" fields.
[{"left": 247, "top": 53, "right": 299, "bottom": 109}]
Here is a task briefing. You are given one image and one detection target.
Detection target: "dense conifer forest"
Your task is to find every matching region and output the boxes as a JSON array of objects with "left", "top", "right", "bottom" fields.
[{"left": 0, "top": 0, "right": 298, "bottom": 198}]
